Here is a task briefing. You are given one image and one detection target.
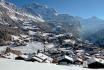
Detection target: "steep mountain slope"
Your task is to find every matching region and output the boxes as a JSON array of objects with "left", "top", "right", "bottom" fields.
[
  {"left": 22, "top": 3, "right": 81, "bottom": 36},
  {"left": 22, "top": 3, "right": 58, "bottom": 21},
  {"left": 0, "top": 0, "right": 81, "bottom": 43},
  {"left": 0, "top": 1, "right": 48, "bottom": 45},
  {"left": 0, "top": 1, "right": 44, "bottom": 26},
  {"left": 76, "top": 16, "right": 104, "bottom": 47},
  {"left": 85, "top": 29, "right": 104, "bottom": 48},
  {"left": 77, "top": 16, "right": 104, "bottom": 38}
]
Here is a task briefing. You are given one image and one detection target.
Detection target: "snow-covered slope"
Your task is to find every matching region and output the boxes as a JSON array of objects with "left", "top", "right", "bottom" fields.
[
  {"left": 77, "top": 16, "right": 104, "bottom": 37},
  {"left": 22, "top": 3, "right": 58, "bottom": 21},
  {"left": 0, "top": 1, "right": 44, "bottom": 26},
  {"left": 0, "top": 58, "right": 103, "bottom": 70},
  {"left": 22, "top": 3, "right": 81, "bottom": 36},
  {"left": 23, "top": 3, "right": 79, "bottom": 23}
]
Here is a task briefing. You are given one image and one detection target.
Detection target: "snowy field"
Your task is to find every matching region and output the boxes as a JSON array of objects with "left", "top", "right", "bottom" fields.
[{"left": 0, "top": 58, "right": 103, "bottom": 70}]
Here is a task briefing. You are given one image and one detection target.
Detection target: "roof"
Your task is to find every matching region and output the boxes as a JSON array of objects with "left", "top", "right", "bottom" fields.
[
  {"left": 59, "top": 55, "right": 74, "bottom": 62},
  {"left": 34, "top": 53, "right": 53, "bottom": 62},
  {"left": 87, "top": 57, "right": 104, "bottom": 64}
]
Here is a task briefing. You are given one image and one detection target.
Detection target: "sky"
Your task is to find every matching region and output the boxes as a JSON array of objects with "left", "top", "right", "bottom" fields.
[{"left": 7, "top": 0, "right": 104, "bottom": 19}]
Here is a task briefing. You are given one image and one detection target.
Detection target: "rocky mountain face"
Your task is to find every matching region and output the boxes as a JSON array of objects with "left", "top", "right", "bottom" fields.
[
  {"left": 85, "top": 29, "right": 104, "bottom": 48},
  {"left": 0, "top": 2, "right": 44, "bottom": 25},
  {"left": 22, "top": 3, "right": 81, "bottom": 36},
  {"left": 77, "top": 16, "right": 104, "bottom": 37},
  {"left": 0, "top": 1, "right": 81, "bottom": 45},
  {"left": 76, "top": 16, "right": 104, "bottom": 47},
  {"left": 22, "top": 3, "right": 58, "bottom": 21}
]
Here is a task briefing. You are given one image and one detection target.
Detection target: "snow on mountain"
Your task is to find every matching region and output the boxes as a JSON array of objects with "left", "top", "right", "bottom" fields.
[
  {"left": 0, "top": 1, "right": 81, "bottom": 37},
  {"left": 23, "top": 3, "right": 79, "bottom": 23},
  {"left": 77, "top": 16, "right": 104, "bottom": 36},
  {"left": 22, "top": 3, "right": 81, "bottom": 35},
  {"left": 22, "top": 3, "right": 58, "bottom": 21},
  {"left": 81, "top": 17, "right": 104, "bottom": 32},
  {"left": 0, "top": 1, "right": 44, "bottom": 26}
]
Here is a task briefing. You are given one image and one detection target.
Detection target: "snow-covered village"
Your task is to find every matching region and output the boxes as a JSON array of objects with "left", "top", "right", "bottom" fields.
[{"left": 0, "top": 0, "right": 104, "bottom": 70}]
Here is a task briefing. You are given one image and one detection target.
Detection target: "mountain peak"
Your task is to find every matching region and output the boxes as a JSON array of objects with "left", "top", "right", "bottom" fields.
[
  {"left": 91, "top": 16, "right": 99, "bottom": 19},
  {"left": 31, "top": 3, "right": 48, "bottom": 8}
]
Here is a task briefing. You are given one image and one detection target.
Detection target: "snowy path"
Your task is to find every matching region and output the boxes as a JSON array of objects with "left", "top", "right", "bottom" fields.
[{"left": 0, "top": 58, "right": 103, "bottom": 70}]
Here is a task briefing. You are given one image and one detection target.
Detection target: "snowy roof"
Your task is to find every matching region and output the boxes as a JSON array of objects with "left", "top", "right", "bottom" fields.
[
  {"left": 3, "top": 52, "right": 18, "bottom": 59},
  {"left": 55, "top": 34, "right": 64, "bottom": 37},
  {"left": 32, "top": 56, "right": 43, "bottom": 62},
  {"left": 20, "top": 54, "right": 29, "bottom": 59},
  {"left": 76, "top": 50, "right": 84, "bottom": 53},
  {"left": 59, "top": 55, "right": 74, "bottom": 62},
  {"left": 42, "top": 33, "right": 50, "bottom": 37},
  {"left": 11, "top": 35, "right": 20, "bottom": 40},
  {"left": 64, "top": 39, "right": 75, "bottom": 44},
  {"left": 87, "top": 57, "right": 104, "bottom": 64},
  {"left": 45, "top": 43, "right": 55, "bottom": 49},
  {"left": 35, "top": 53, "right": 53, "bottom": 62},
  {"left": 28, "top": 30, "right": 37, "bottom": 35}
]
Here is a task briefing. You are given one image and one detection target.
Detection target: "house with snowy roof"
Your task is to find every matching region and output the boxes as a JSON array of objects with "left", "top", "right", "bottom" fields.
[
  {"left": 83, "top": 57, "right": 104, "bottom": 68},
  {"left": 33, "top": 53, "right": 53, "bottom": 63},
  {"left": 58, "top": 55, "right": 74, "bottom": 65}
]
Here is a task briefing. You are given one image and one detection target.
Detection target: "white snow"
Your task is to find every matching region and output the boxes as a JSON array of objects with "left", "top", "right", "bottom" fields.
[
  {"left": 42, "top": 33, "right": 50, "bottom": 36},
  {"left": 55, "top": 34, "right": 64, "bottom": 37},
  {"left": 11, "top": 42, "right": 44, "bottom": 54},
  {"left": 0, "top": 2, "right": 44, "bottom": 22},
  {"left": 64, "top": 39, "right": 76, "bottom": 44},
  {"left": 0, "top": 58, "right": 103, "bottom": 70},
  {"left": 3, "top": 52, "right": 17, "bottom": 59},
  {"left": 11, "top": 35, "right": 20, "bottom": 40},
  {"left": 45, "top": 43, "right": 55, "bottom": 48},
  {"left": 0, "top": 46, "right": 8, "bottom": 52},
  {"left": 28, "top": 30, "right": 37, "bottom": 35}
]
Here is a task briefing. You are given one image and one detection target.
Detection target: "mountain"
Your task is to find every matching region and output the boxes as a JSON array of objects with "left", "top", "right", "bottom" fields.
[
  {"left": 22, "top": 3, "right": 81, "bottom": 36},
  {"left": 84, "top": 28, "right": 104, "bottom": 48},
  {"left": 0, "top": 1, "right": 49, "bottom": 45},
  {"left": 0, "top": 1, "right": 44, "bottom": 25},
  {"left": 0, "top": 1, "right": 81, "bottom": 36},
  {"left": 0, "top": 0, "right": 81, "bottom": 46},
  {"left": 76, "top": 16, "right": 104, "bottom": 47},
  {"left": 77, "top": 16, "right": 104, "bottom": 38}
]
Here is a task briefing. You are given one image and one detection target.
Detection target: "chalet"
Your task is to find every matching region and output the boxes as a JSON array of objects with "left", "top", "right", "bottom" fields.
[
  {"left": 58, "top": 55, "right": 74, "bottom": 65},
  {"left": 73, "top": 55, "right": 83, "bottom": 64},
  {"left": 22, "top": 53, "right": 53, "bottom": 63},
  {"left": 83, "top": 57, "right": 104, "bottom": 68},
  {"left": 34, "top": 53, "right": 53, "bottom": 63},
  {"left": 5, "top": 47, "right": 22, "bottom": 56},
  {"left": 15, "top": 54, "right": 29, "bottom": 60},
  {"left": 2, "top": 47, "right": 22, "bottom": 59}
]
